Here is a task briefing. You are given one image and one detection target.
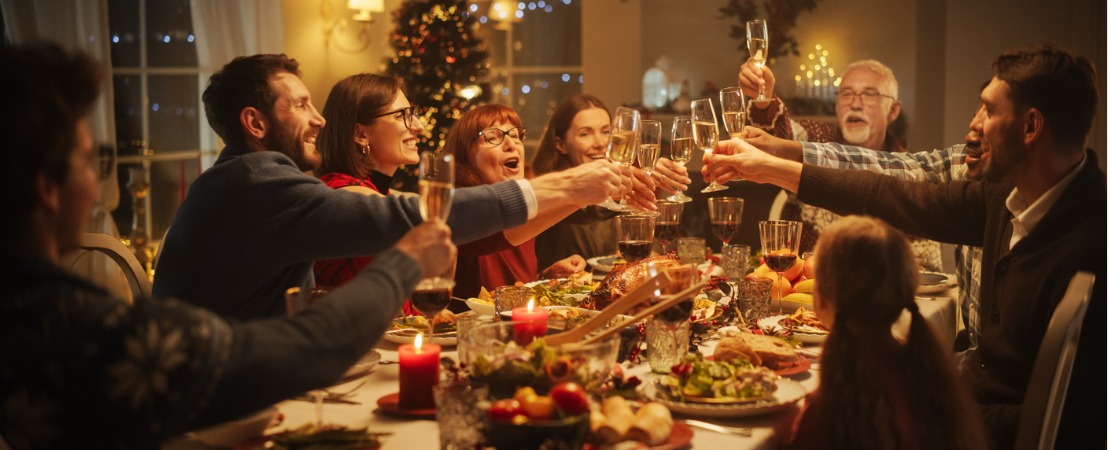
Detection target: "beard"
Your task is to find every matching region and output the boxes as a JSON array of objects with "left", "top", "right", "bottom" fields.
[
  {"left": 263, "top": 125, "right": 319, "bottom": 172},
  {"left": 841, "top": 122, "right": 871, "bottom": 145},
  {"left": 983, "top": 131, "right": 1024, "bottom": 183}
]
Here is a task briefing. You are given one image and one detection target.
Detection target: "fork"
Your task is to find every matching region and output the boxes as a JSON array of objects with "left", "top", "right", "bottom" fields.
[{"left": 683, "top": 419, "right": 753, "bottom": 437}]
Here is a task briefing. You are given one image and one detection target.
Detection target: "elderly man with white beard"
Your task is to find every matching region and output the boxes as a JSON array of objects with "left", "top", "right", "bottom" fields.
[{"left": 736, "top": 58, "right": 943, "bottom": 272}]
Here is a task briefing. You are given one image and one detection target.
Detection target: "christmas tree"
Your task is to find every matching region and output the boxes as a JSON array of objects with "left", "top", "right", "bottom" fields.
[{"left": 386, "top": 0, "right": 491, "bottom": 190}]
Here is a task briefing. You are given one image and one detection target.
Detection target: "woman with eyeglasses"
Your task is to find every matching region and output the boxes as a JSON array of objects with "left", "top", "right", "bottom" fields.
[
  {"left": 313, "top": 73, "right": 426, "bottom": 310},
  {"left": 444, "top": 104, "right": 598, "bottom": 298}
]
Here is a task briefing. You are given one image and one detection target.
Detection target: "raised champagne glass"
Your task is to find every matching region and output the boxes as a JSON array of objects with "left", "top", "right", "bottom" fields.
[
  {"left": 691, "top": 98, "right": 726, "bottom": 193},
  {"left": 599, "top": 107, "right": 640, "bottom": 212},
  {"left": 747, "top": 19, "right": 770, "bottom": 102},
  {"left": 719, "top": 86, "right": 748, "bottom": 139},
  {"left": 666, "top": 116, "right": 694, "bottom": 203},
  {"left": 415, "top": 151, "right": 456, "bottom": 341},
  {"left": 759, "top": 220, "right": 803, "bottom": 314},
  {"left": 636, "top": 119, "right": 663, "bottom": 215}
]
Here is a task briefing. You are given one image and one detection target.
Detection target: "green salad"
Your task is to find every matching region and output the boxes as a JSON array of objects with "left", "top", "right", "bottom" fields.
[{"left": 656, "top": 353, "right": 779, "bottom": 402}]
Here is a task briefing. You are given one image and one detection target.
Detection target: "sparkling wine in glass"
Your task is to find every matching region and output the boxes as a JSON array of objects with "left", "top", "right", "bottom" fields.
[
  {"left": 636, "top": 119, "right": 663, "bottom": 215},
  {"left": 599, "top": 107, "right": 640, "bottom": 212},
  {"left": 759, "top": 220, "right": 802, "bottom": 314},
  {"left": 654, "top": 201, "right": 684, "bottom": 254},
  {"left": 666, "top": 116, "right": 694, "bottom": 203},
  {"left": 708, "top": 197, "right": 744, "bottom": 247},
  {"left": 419, "top": 151, "right": 454, "bottom": 222},
  {"left": 617, "top": 214, "right": 655, "bottom": 262},
  {"left": 719, "top": 87, "right": 748, "bottom": 139},
  {"left": 691, "top": 98, "right": 727, "bottom": 193},
  {"left": 747, "top": 19, "right": 770, "bottom": 101}
]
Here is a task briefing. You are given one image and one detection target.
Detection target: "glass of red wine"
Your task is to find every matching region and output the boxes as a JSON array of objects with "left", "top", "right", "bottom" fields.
[
  {"left": 759, "top": 220, "right": 803, "bottom": 314},
  {"left": 617, "top": 214, "right": 656, "bottom": 263},
  {"left": 415, "top": 151, "right": 456, "bottom": 341},
  {"left": 654, "top": 201, "right": 684, "bottom": 254},
  {"left": 708, "top": 197, "right": 744, "bottom": 248},
  {"left": 412, "top": 277, "right": 455, "bottom": 342}
]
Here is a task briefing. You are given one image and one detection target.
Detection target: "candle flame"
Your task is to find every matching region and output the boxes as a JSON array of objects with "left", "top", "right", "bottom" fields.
[
  {"left": 414, "top": 333, "right": 423, "bottom": 350},
  {"left": 527, "top": 298, "right": 535, "bottom": 312}
]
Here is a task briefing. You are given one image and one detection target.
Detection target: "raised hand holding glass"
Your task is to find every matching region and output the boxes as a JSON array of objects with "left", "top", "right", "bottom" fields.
[{"left": 691, "top": 98, "right": 727, "bottom": 193}]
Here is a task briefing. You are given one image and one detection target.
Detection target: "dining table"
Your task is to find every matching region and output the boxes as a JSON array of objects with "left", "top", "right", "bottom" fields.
[{"left": 163, "top": 280, "right": 960, "bottom": 450}]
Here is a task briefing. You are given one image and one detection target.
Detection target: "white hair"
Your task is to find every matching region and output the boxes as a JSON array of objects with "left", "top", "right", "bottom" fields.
[{"left": 843, "top": 59, "right": 899, "bottom": 101}]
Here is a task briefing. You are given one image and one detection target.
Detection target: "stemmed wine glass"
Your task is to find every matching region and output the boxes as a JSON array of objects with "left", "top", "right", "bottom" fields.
[
  {"left": 666, "top": 116, "right": 694, "bottom": 203},
  {"left": 746, "top": 19, "right": 770, "bottom": 102},
  {"left": 759, "top": 220, "right": 803, "bottom": 314},
  {"left": 636, "top": 119, "right": 663, "bottom": 215},
  {"left": 599, "top": 107, "right": 640, "bottom": 212},
  {"left": 719, "top": 87, "right": 748, "bottom": 140},
  {"left": 414, "top": 151, "right": 456, "bottom": 342},
  {"left": 616, "top": 215, "right": 655, "bottom": 263},
  {"left": 691, "top": 98, "right": 727, "bottom": 193},
  {"left": 708, "top": 197, "right": 744, "bottom": 248},
  {"left": 654, "top": 201, "right": 684, "bottom": 254}
]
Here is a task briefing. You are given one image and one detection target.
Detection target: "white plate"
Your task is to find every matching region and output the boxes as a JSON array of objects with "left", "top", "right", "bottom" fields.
[
  {"left": 382, "top": 328, "right": 457, "bottom": 346},
  {"left": 917, "top": 272, "right": 956, "bottom": 294},
  {"left": 498, "top": 305, "right": 635, "bottom": 330},
  {"left": 652, "top": 378, "right": 806, "bottom": 418},
  {"left": 586, "top": 255, "right": 724, "bottom": 278},
  {"left": 465, "top": 298, "right": 496, "bottom": 316},
  {"left": 758, "top": 315, "right": 828, "bottom": 344},
  {"left": 338, "top": 349, "right": 380, "bottom": 382}
]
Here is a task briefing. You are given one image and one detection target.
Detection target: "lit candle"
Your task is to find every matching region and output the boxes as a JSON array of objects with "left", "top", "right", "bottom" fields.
[
  {"left": 398, "top": 333, "right": 441, "bottom": 410},
  {"left": 511, "top": 298, "right": 549, "bottom": 345}
]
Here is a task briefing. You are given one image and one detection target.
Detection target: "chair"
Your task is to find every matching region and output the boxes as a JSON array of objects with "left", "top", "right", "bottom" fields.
[
  {"left": 1014, "top": 271, "right": 1096, "bottom": 450},
  {"left": 69, "top": 232, "right": 152, "bottom": 301},
  {"left": 767, "top": 189, "right": 789, "bottom": 221}
]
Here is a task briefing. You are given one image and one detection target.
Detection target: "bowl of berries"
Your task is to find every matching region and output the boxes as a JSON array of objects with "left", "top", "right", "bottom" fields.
[{"left": 485, "top": 382, "right": 592, "bottom": 450}]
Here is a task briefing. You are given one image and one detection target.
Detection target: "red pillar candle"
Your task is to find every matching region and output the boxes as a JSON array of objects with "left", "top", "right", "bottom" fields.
[
  {"left": 511, "top": 298, "right": 549, "bottom": 345},
  {"left": 398, "top": 334, "right": 441, "bottom": 410}
]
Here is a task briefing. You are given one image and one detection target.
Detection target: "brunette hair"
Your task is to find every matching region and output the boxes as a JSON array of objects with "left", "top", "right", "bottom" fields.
[
  {"left": 531, "top": 94, "right": 609, "bottom": 175},
  {"left": 442, "top": 104, "right": 523, "bottom": 188},
  {"left": 991, "top": 44, "right": 1099, "bottom": 150},
  {"left": 201, "top": 54, "right": 301, "bottom": 148},
  {"left": 1, "top": 42, "right": 101, "bottom": 235},
  {"left": 317, "top": 73, "right": 406, "bottom": 178},
  {"left": 806, "top": 216, "right": 985, "bottom": 450}
]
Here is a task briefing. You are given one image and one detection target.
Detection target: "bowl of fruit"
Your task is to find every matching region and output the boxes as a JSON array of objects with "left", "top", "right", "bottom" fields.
[
  {"left": 485, "top": 382, "right": 592, "bottom": 450},
  {"left": 462, "top": 321, "right": 620, "bottom": 399}
]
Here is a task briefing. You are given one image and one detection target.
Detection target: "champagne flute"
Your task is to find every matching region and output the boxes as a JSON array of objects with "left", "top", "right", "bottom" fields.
[
  {"left": 691, "top": 98, "right": 727, "bottom": 193},
  {"left": 719, "top": 87, "right": 748, "bottom": 139},
  {"left": 708, "top": 197, "right": 744, "bottom": 248},
  {"left": 759, "top": 220, "right": 802, "bottom": 314},
  {"left": 654, "top": 201, "right": 684, "bottom": 254},
  {"left": 616, "top": 214, "right": 655, "bottom": 263},
  {"left": 746, "top": 19, "right": 770, "bottom": 101},
  {"left": 666, "top": 116, "right": 694, "bottom": 203},
  {"left": 636, "top": 119, "right": 663, "bottom": 215},
  {"left": 599, "top": 107, "right": 640, "bottom": 212},
  {"left": 415, "top": 151, "right": 456, "bottom": 341}
]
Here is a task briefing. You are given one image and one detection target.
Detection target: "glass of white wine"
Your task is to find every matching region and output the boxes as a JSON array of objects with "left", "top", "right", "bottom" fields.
[
  {"left": 636, "top": 119, "right": 663, "bottom": 215},
  {"left": 747, "top": 19, "right": 770, "bottom": 101},
  {"left": 599, "top": 107, "right": 640, "bottom": 212},
  {"left": 691, "top": 98, "right": 727, "bottom": 193},
  {"left": 719, "top": 86, "right": 748, "bottom": 139},
  {"left": 666, "top": 116, "right": 694, "bottom": 203}
]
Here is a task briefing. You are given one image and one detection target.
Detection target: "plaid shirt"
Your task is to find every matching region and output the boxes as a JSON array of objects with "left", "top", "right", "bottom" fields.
[{"left": 801, "top": 141, "right": 983, "bottom": 350}]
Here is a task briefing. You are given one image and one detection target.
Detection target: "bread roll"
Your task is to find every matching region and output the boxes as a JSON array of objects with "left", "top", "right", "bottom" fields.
[
  {"left": 593, "top": 396, "right": 635, "bottom": 445},
  {"left": 625, "top": 402, "right": 673, "bottom": 445},
  {"left": 713, "top": 336, "right": 761, "bottom": 366}
]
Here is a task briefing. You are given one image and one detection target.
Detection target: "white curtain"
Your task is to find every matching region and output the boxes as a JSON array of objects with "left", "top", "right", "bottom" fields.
[{"left": 190, "top": 0, "right": 285, "bottom": 167}]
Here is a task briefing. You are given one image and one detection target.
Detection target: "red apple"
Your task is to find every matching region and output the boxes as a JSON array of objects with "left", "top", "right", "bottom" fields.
[
  {"left": 802, "top": 255, "right": 816, "bottom": 280},
  {"left": 549, "top": 382, "right": 590, "bottom": 416},
  {"left": 488, "top": 398, "right": 525, "bottom": 421}
]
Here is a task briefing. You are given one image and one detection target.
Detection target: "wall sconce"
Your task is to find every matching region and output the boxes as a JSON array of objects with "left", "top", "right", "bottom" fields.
[
  {"left": 321, "top": 0, "right": 385, "bottom": 53},
  {"left": 489, "top": 0, "right": 523, "bottom": 30}
]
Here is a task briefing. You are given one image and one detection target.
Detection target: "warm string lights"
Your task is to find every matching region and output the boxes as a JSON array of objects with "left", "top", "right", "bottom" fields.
[{"left": 793, "top": 44, "right": 841, "bottom": 102}]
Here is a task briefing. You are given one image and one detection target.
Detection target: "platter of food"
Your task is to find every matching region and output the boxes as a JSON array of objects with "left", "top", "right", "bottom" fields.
[
  {"left": 583, "top": 397, "right": 693, "bottom": 450},
  {"left": 917, "top": 271, "right": 957, "bottom": 294},
  {"left": 587, "top": 254, "right": 723, "bottom": 278},
  {"left": 383, "top": 315, "right": 457, "bottom": 346},
  {"left": 649, "top": 364, "right": 806, "bottom": 419},
  {"left": 758, "top": 308, "right": 829, "bottom": 344}
]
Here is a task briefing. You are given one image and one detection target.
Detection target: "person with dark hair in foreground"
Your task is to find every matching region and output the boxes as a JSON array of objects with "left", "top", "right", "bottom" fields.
[{"left": 0, "top": 42, "right": 455, "bottom": 448}]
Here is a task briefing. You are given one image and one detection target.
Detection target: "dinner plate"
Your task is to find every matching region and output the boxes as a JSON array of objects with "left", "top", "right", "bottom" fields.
[
  {"left": 498, "top": 306, "right": 634, "bottom": 330},
  {"left": 586, "top": 255, "right": 725, "bottom": 278},
  {"left": 382, "top": 328, "right": 457, "bottom": 346},
  {"left": 773, "top": 355, "right": 812, "bottom": 377},
  {"left": 917, "top": 271, "right": 957, "bottom": 294},
  {"left": 757, "top": 315, "right": 829, "bottom": 344},
  {"left": 337, "top": 349, "right": 381, "bottom": 383},
  {"left": 651, "top": 378, "right": 806, "bottom": 418},
  {"left": 581, "top": 421, "right": 694, "bottom": 450}
]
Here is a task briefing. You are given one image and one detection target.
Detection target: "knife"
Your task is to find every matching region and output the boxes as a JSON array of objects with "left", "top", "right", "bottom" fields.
[
  {"left": 292, "top": 394, "right": 362, "bottom": 405},
  {"left": 683, "top": 419, "right": 752, "bottom": 437}
]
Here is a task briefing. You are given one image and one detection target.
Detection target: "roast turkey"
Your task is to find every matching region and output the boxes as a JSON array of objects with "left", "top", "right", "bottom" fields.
[{"left": 584, "top": 253, "right": 682, "bottom": 310}]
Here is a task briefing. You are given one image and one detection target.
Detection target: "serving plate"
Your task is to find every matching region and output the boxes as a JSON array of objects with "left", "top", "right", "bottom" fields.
[
  {"left": 382, "top": 328, "right": 457, "bottom": 346},
  {"left": 651, "top": 378, "right": 806, "bottom": 418},
  {"left": 917, "top": 271, "right": 956, "bottom": 294},
  {"left": 758, "top": 315, "right": 829, "bottom": 344},
  {"left": 586, "top": 255, "right": 724, "bottom": 277}
]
